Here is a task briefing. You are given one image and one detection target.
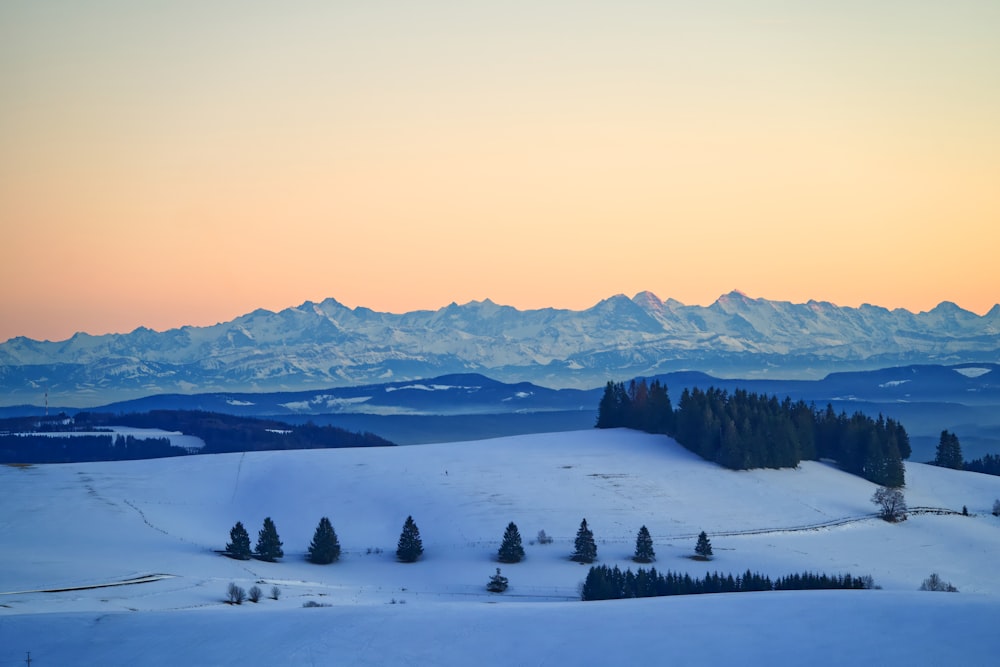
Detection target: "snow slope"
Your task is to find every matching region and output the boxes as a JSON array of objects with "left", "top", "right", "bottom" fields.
[{"left": 2, "top": 429, "right": 999, "bottom": 665}]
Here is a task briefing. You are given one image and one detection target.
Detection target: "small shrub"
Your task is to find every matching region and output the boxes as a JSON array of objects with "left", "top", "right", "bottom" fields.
[
  {"left": 248, "top": 585, "right": 262, "bottom": 603},
  {"left": 302, "top": 600, "right": 331, "bottom": 608},
  {"left": 226, "top": 582, "right": 246, "bottom": 605},
  {"left": 536, "top": 529, "right": 553, "bottom": 545},
  {"left": 920, "top": 573, "right": 958, "bottom": 592},
  {"left": 487, "top": 568, "right": 509, "bottom": 593},
  {"left": 992, "top": 499, "right": 1000, "bottom": 517},
  {"left": 270, "top": 585, "right": 281, "bottom": 600}
]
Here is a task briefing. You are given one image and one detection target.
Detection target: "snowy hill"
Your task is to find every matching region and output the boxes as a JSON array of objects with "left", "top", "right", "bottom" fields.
[
  {"left": 2, "top": 429, "right": 999, "bottom": 665},
  {"left": 2, "top": 292, "right": 998, "bottom": 405}
]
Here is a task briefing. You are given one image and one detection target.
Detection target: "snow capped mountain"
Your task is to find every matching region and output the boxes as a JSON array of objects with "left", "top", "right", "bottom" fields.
[{"left": 1, "top": 292, "right": 998, "bottom": 406}]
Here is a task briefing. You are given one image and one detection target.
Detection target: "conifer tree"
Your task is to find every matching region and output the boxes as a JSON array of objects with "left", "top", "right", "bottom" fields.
[
  {"left": 225, "top": 521, "right": 252, "bottom": 560},
  {"left": 633, "top": 525, "right": 655, "bottom": 563},
  {"left": 255, "top": 517, "right": 284, "bottom": 562},
  {"left": 934, "top": 430, "right": 963, "bottom": 469},
  {"left": 497, "top": 521, "right": 526, "bottom": 563},
  {"left": 571, "top": 518, "right": 598, "bottom": 563},
  {"left": 694, "top": 531, "right": 713, "bottom": 559},
  {"left": 396, "top": 515, "right": 424, "bottom": 563},
  {"left": 307, "top": 516, "right": 341, "bottom": 564}
]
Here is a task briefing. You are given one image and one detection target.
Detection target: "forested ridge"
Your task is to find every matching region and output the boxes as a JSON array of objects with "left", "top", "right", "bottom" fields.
[
  {"left": 0, "top": 410, "right": 393, "bottom": 464},
  {"left": 596, "top": 380, "right": 909, "bottom": 487}
]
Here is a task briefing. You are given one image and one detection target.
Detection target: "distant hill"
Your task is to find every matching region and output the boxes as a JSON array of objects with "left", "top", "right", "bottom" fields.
[
  {"left": 1, "top": 291, "right": 997, "bottom": 405},
  {"left": 3, "top": 364, "right": 997, "bottom": 459}
]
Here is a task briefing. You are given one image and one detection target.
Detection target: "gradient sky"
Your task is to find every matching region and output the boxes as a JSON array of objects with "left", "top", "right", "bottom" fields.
[{"left": 2, "top": 1, "right": 998, "bottom": 343}]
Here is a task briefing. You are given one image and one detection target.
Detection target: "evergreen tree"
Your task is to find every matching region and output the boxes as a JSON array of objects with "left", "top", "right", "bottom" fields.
[
  {"left": 497, "top": 521, "right": 526, "bottom": 563},
  {"left": 225, "top": 521, "right": 252, "bottom": 560},
  {"left": 307, "top": 516, "right": 341, "bottom": 564},
  {"left": 255, "top": 517, "right": 284, "bottom": 562},
  {"left": 595, "top": 381, "right": 630, "bottom": 428},
  {"left": 633, "top": 525, "right": 655, "bottom": 563},
  {"left": 486, "top": 568, "right": 509, "bottom": 593},
  {"left": 694, "top": 531, "right": 713, "bottom": 559},
  {"left": 934, "top": 430, "right": 963, "bottom": 469},
  {"left": 571, "top": 518, "right": 598, "bottom": 563},
  {"left": 396, "top": 515, "right": 424, "bottom": 562}
]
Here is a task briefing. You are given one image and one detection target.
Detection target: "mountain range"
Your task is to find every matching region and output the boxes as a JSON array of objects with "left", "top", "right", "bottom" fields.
[{"left": 1, "top": 291, "right": 998, "bottom": 406}]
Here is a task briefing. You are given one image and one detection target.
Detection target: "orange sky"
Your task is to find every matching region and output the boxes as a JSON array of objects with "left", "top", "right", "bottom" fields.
[{"left": 2, "top": 2, "right": 998, "bottom": 342}]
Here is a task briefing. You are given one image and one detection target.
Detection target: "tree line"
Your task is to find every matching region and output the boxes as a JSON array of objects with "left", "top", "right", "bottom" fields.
[
  {"left": 0, "top": 433, "right": 184, "bottom": 464},
  {"left": 596, "top": 379, "right": 910, "bottom": 487},
  {"left": 581, "top": 565, "right": 875, "bottom": 601}
]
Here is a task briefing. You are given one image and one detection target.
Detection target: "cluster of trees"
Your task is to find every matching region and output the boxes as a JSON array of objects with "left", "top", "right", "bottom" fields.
[
  {"left": 596, "top": 379, "right": 910, "bottom": 487},
  {"left": 581, "top": 565, "right": 874, "bottom": 601},
  {"left": 965, "top": 454, "right": 1000, "bottom": 477},
  {"left": 226, "top": 518, "right": 284, "bottom": 562},
  {"left": 0, "top": 433, "right": 184, "bottom": 464}
]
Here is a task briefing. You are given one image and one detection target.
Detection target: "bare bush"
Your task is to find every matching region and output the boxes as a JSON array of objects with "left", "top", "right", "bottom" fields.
[
  {"left": 226, "top": 582, "right": 246, "bottom": 605},
  {"left": 872, "top": 486, "right": 907, "bottom": 522},
  {"left": 920, "top": 573, "right": 957, "bottom": 592},
  {"left": 248, "top": 585, "right": 262, "bottom": 603}
]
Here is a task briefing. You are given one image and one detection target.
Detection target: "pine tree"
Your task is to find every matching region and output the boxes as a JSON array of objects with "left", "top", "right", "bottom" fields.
[
  {"left": 571, "top": 518, "right": 598, "bottom": 563},
  {"left": 396, "top": 515, "right": 424, "bottom": 562},
  {"left": 497, "top": 521, "right": 525, "bottom": 563},
  {"left": 255, "top": 517, "right": 284, "bottom": 562},
  {"left": 225, "top": 521, "right": 252, "bottom": 560},
  {"left": 694, "top": 531, "right": 713, "bottom": 559},
  {"left": 307, "top": 516, "right": 341, "bottom": 564},
  {"left": 934, "top": 430, "right": 963, "bottom": 469},
  {"left": 633, "top": 525, "right": 655, "bottom": 563},
  {"left": 486, "top": 567, "right": 509, "bottom": 593}
]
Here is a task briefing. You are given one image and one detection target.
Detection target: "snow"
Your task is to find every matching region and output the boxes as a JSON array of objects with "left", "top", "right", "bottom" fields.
[
  {"left": 955, "top": 367, "right": 992, "bottom": 378},
  {"left": 878, "top": 380, "right": 911, "bottom": 388},
  {"left": 2, "top": 429, "right": 999, "bottom": 665},
  {"left": 279, "top": 395, "right": 371, "bottom": 411},
  {"left": 384, "top": 384, "right": 481, "bottom": 392}
]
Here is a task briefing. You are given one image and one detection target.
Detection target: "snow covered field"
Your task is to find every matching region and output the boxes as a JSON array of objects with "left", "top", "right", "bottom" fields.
[{"left": 2, "top": 429, "right": 999, "bottom": 665}]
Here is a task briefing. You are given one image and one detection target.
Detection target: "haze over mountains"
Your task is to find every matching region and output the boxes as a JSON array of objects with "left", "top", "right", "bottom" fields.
[{"left": 1, "top": 291, "right": 997, "bottom": 406}]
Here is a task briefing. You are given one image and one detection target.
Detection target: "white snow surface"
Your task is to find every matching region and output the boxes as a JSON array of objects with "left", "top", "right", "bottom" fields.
[{"left": 2, "top": 429, "right": 999, "bottom": 665}]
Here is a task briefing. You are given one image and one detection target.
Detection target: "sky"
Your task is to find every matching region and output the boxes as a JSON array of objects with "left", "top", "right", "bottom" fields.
[{"left": 2, "top": 1, "right": 998, "bottom": 343}]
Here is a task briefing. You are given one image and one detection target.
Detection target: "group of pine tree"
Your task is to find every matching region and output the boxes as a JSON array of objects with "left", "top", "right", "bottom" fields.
[
  {"left": 596, "top": 379, "right": 910, "bottom": 487},
  {"left": 581, "top": 565, "right": 874, "bottom": 601},
  {"left": 225, "top": 515, "right": 424, "bottom": 564}
]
